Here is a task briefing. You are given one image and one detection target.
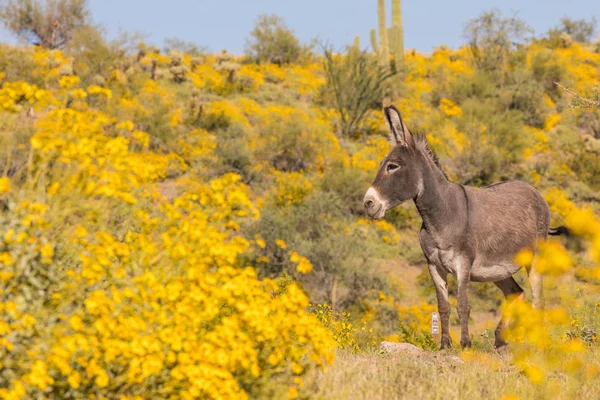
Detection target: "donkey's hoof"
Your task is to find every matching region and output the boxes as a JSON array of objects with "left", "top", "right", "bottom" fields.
[
  {"left": 460, "top": 339, "right": 472, "bottom": 349},
  {"left": 440, "top": 338, "right": 452, "bottom": 350},
  {"left": 494, "top": 340, "right": 508, "bottom": 349},
  {"left": 495, "top": 341, "right": 510, "bottom": 354}
]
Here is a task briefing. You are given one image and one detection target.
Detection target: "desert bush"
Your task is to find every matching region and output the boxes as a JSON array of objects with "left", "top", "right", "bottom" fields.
[
  {"left": 464, "top": 9, "right": 532, "bottom": 73},
  {"left": 65, "top": 26, "right": 130, "bottom": 85},
  {"left": 252, "top": 106, "right": 344, "bottom": 173},
  {"left": 553, "top": 17, "right": 597, "bottom": 43},
  {"left": 213, "top": 124, "right": 254, "bottom": 181},
  {"left": 504, "top": 69, "right": 548, "bottom": 128},
  {"left": 321, "top": 46, "right": 394, "bottom": 138},
  {"left": 568, "top": 148, "right": 600, "bottom": 190},
  {"left": 453, "top": 98, "right": 527, "bottom": 185},
  {"left": 0, "top": 45, "right": 40, "bottom": 84},
  {"left": 312, "top": 304, "right": 378, "bottom": 352},
  {"left": 395, "top": 302, "right": 439, "bottom": 350},
  {"left": 0, "top": 0, "right": 91, "bottom": 49},
  {"left": 320, "top": 166, "right": 371, "bottom": 215},
  {"left": 163, "top": 37, "right": 205, "bottom": 56},
  {"left": 245, "top": 14, "right": 311, "bottom": 65},
  {"left": 247, "top": 191, "right": 394, "bottom": 310}
]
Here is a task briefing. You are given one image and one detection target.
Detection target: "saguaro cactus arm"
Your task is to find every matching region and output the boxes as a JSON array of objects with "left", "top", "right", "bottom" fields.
[{"left": 370, "top": 28, "right": 380, "bottom": 53}]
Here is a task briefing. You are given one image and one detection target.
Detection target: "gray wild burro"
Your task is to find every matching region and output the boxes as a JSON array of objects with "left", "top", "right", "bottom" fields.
[{"left": 363, "top": 105, "right": 569, "bottom": 349}]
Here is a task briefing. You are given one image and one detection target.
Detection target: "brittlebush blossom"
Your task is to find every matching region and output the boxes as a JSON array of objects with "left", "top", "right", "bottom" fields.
[{"left": 0, "top": 176, "right": 11, "bottom": 194}]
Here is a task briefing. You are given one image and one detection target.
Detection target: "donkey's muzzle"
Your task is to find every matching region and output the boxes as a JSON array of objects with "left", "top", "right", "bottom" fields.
[{"left": 363, "top": 190, "right": 384, "bottom": 219}]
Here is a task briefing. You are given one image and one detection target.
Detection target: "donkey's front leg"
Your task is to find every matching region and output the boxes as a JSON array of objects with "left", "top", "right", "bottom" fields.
[
  {"left": 428, "top": 264, "right": 451, "bottom": 349},
  {"left": 456, "top": 261, "right": 472, "bottom": 348}
]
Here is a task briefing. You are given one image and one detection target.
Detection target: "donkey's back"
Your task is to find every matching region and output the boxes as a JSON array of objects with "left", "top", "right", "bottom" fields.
[{"left": 467, "top": 180, "right": 550, "bottom": 282}]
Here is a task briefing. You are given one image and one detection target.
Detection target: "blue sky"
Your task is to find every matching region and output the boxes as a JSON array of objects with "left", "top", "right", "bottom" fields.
[{"left": 0, "top": 0, "right": 598, "bottom": 53}]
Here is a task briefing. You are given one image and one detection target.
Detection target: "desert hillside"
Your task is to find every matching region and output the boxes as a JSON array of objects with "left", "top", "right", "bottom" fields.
[{"left": 0, "top": 1, "right": 599, "bottom": 399}]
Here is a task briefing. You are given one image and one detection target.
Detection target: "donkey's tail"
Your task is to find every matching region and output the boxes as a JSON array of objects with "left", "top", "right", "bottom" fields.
[{"left": 548, "top": 226, "right": 570, "bottom": 236}]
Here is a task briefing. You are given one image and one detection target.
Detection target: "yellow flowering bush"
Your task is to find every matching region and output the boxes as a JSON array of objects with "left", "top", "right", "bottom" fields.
[
  {"left": 0, "top": 81, "right": 52, "bottom": 112},
  {"left": 312, "top": 304, "right": 376, "bottom": 352},
  {"left": 236, "top": 65, "right": 264, "bottom": 91},
  {"left": 499, "top": 187, "right": 600, "bottom": 386},
  {"left": 439, "top": 98, "right": 463, "bottom": 117},
  {"left": 351, "top": 137, "right": 390, "bottom": 172},
  {"left": 273, "top": 171, "right": 314, "bottom": 207},
  {"left": 0, "top": 145, "right": 335, "bottom": 400},
  {"left": 0, "top": 61, "right": 336, "bottom": 399},
  {"left": 394, "top": 302, "right": 439, "bottom": 350}
]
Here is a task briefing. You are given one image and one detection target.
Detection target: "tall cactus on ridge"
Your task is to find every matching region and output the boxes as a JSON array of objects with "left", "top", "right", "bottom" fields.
[
  {"left": 370, "top": 0, "right": 404, "bottom": 71},
  {"left": 349, "top": 35, "right": 361, "bottom": 57},
  {"left": 390, "top": 0, "right": 404, "bottom": 71},
  {"left": 353, "top": 36, "right": 361, "bottom": 51},
  {"left": 377, "top": 0, "right": 389, "bottom": 65}
]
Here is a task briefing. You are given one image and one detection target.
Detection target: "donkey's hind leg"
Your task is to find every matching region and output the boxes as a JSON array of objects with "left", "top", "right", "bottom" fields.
[
  {"left": 527, "top": 255, "right": 544, "bottom": 310},
  {"left": 493, "top": 277, "right": 525, "bottom": 349}
]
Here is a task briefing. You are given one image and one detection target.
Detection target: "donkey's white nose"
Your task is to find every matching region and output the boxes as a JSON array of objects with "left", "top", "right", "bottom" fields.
[{"left": 364, "top": 187, "right": 385, "bottom": 219}]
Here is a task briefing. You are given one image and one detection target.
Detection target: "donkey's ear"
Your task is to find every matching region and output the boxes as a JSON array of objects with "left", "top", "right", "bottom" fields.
[{"left": 384, "top": 105, "right": 413, "bottom": 147}]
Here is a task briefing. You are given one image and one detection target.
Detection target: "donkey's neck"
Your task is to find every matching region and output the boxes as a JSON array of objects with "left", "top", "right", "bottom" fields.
[{"left": 413, "top": 153, "right": 463, "bottom": 236}]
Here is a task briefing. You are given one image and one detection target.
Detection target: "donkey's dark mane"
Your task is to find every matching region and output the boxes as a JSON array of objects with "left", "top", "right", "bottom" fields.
[{"left": 414, "top": 133, "right": 448, "bottom": 180}]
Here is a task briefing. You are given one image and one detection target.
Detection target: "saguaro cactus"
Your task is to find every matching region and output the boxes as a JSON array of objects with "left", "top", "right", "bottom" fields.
[
  {"left": 390, "top": 0, "right": 404, "bottom": 71},
  {"left": 370, "top": 0, "right": 404, "bottom": 71},
  {"left": 353, "top": 35, "right": 361, "bottom": 51}
]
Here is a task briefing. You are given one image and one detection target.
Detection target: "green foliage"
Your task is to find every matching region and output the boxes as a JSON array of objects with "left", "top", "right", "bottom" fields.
[
  {"left": 0, "top": 0, "right": 90, "bottom": 49},
  {"left": 397, "top": 322, "right": 439, "bottom": 350},
  {"left": 65, "top": 26, "right": 130, "bottom": 84},
  {"left": 464, "top": 9, "right": 533, "bottom": 73},
  {"left": 529, "top": 47, "right": 567, "bottom": 96},
  {"left": 163, "top": 37, "right": 205, "bottom": 56},
  {"left": 254, "top": 108, "right": 338, "bottom": 173},
  {"left": 568, "top": 146, "right": 600, "bottom": 191},
  {"left": 322, "top": 47, "right": 394, "bottom": 138},
  {"left": 319, "top": 166, "right": 370, "bottom": 215},
  {"left": 245, "top": 14, "right": 311, "bottom": 65},
  {"left": 0, "top": 45, "right": 40, "bottom": 84},
  {"left": 536, "top": 18, "right": 597, "bottom": 49},
  {"left": 248, "top": 191, "right": 393, "bottom": 309},
  {"left": 213, "top": 125, "right": 254, "bottom": 180},
  {"left": 505, "top": 69, "right": 548, "bottom": 128},
  {"left": 554, "top": 17, "right": 597, "bottom": 43},
  {"left": 312, "top": 304, "right": 372, "bottom": 352},
  {"left": 452, "top": 97, "right": 527, "bottom": 185}
]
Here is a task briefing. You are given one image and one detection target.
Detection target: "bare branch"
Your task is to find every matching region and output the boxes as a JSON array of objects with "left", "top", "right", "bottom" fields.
[{"left": 554, "top": 81, "right": 600, "bottom": 108}]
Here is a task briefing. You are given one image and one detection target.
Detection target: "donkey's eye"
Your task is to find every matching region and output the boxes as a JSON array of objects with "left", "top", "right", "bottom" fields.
[{"left": 386, "top": 163, "right": 399, "bottom": 173}]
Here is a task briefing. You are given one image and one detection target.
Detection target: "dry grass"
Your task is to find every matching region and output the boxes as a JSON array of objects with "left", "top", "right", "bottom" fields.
[{"left": 303, "top": 349, "right": 600, "bottom": 400}]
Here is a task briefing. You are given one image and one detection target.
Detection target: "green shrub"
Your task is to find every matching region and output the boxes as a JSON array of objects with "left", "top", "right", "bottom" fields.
[
  {"left": 245, "top": 14, "right": 312, "bottom": 65},
  {"left": 247, "top": 191, "right": 394, "bottom": 309},
  {"left": 320, "top": 166, "right": 370, "bottom": 215},
  {"left": 0, "top": 0, "right": 91, "bottom": 49},
  {"left": 321, "top": 47, "right": 394, "bottom": 138}
]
